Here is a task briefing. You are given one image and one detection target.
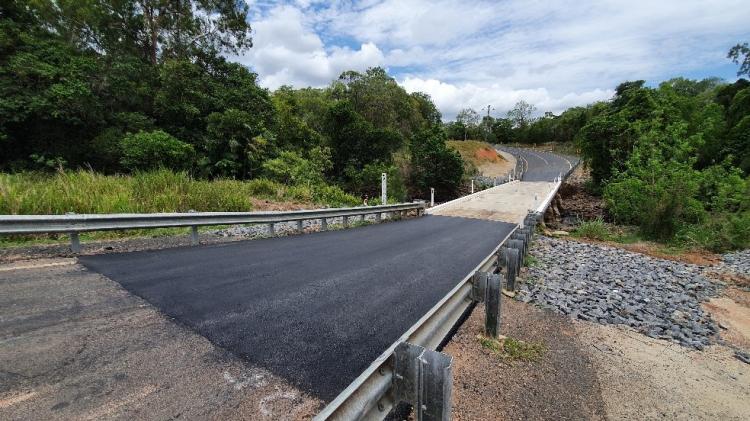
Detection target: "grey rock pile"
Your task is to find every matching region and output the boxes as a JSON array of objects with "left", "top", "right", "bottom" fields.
[
  {"left": 718, "top": 249, "right": 750, "bottom": 279},
  {"left": 517, "top": 236, "right": 721, "bottom": 349}
]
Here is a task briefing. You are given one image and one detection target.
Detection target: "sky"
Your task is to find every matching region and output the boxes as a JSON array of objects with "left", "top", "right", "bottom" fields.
[{"left": 233, "top": 0, "right": 750, "bottom": 120}]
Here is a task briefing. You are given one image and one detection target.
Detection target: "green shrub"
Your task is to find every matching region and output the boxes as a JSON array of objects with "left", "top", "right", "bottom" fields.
[
  {"left": 573, "top": 218, "right": 611, "bottom": 241},
  {"left": 120, "top": 130, "right": 194, "bottom": 171},
  {"left": 245, "top": 178, "right": 283, "bottom": 198}
]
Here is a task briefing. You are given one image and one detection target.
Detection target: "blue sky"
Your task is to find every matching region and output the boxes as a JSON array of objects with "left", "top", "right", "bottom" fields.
[{"left": 233, "top": 0, "right": 750, "bottom": 119}]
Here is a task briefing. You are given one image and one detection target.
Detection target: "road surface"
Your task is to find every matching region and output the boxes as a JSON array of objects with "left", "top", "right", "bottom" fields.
[
  {"left": 1, "top": 146, "right": 574, "bottom": 418},
  {"left": 79, "top": 216, "right": 514, "bottom": 401}
]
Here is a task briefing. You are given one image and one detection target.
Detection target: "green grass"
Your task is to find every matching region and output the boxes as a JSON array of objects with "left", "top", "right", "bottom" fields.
[
  {"left": 524, "top": 254, "right": 540, "bottom": 267},
  {"left": 0, "top": 169, "right": 360, "bottom": 247},
  {"left": 478, "top": 335, "right": 545, "bottom": 362},
  {"left": 0, "top": 169, "right": 359, "bottom": 215},
  {"left": 571, "top": 218, "right": 642, "bottom": 244}
]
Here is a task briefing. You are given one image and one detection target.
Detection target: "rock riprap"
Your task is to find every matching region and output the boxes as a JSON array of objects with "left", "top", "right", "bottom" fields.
[
  {"left": 718, "top": 249, "right": 750, "bottom": 279},
  {"left": 517, "top": 236, "right": 721, "bottom": 349},
  {"left": 211, "top": 213, "right": 392, "bottom": 238}
]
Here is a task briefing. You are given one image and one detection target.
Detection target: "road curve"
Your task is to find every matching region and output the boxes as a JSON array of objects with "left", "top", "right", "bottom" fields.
[
  {"left": 79, "top": 215, "right": 514, "bottom": 401},
  {"left": 498, "top": 145, "right": 578, "bottom": 182}
]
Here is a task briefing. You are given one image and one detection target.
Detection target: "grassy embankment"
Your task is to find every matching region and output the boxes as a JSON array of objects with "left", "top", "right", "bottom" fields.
[
  {"left": 0, "top": 169, "right": 359, "bottom": 247},
  {"left": 446, "top": 140, "right": 509, "bottom": 177}
]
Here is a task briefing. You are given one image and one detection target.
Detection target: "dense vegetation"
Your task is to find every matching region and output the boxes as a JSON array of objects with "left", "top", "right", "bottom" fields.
[
  {"left": 0, "top": 0, "right": 464, "bottom": 211},
  {"left": 447, "top": 45, "right": 750, "bottom": 251}
]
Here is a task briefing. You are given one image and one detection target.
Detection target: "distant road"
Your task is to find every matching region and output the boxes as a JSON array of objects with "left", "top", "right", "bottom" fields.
[{"left": 497, "top": 145, "right": 578, "bottom": 182}]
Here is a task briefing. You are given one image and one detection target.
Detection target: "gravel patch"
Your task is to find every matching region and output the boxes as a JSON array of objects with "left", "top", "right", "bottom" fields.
[
  {"left": 212, "top": 214, "right": 391, "bottom": 238},
  {"left": 517, "top": 236, "right": 721, "bottom": 349}
]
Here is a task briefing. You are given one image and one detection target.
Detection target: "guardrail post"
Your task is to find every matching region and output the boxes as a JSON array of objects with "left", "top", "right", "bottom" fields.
[
  {"left": 393, "top": 342, "right": 453, "bottom": 421},
  {"left": 69, "top": 232, "right": 81, "bottom": 254},
  {"left": 65, "top": 212, "right": 81, "bottom": 253},
  {"left": 321, "top": 218, "right": 328, "bottom": 231},
  {"left": 376, "top": 212, "right": 382, "bottom": 222},
  {"left": 268, "top": 223, "right": 275, "bottom": 236},
  {"left": 485, "top": 273, "right": 502, "bottom": 338},
  {"left": 297, "top": 220, "right": 303, "bottom": 233},
  {"left": 343, "top": 216, "right": 349, "bottom": 228},
  {"left": 187, "top": 210, "right": 199, "bottom": 245},
  {"left": 503, "top": 248, "right": 519, "bottom": 291}
]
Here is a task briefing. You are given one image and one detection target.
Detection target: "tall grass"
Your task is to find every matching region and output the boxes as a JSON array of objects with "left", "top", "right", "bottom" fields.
[{"left": 0, "top": 169, "right": 359, "bottom": 215}]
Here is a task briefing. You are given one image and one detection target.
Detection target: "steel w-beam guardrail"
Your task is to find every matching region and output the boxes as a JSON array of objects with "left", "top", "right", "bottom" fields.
[
  {"left": 0, "top": 202, "right": 424, "bottom": 235},
  {"left": 315, "top": 227, "right": 516, "bottom": 420},
  {"left": 319, "top": 153, "right": 580, "bottom": 421}
]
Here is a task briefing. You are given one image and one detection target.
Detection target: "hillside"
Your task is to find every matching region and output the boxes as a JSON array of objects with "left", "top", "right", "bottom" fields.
[{"left": 447, "top": 140, "right": 513, "bottom": 177}]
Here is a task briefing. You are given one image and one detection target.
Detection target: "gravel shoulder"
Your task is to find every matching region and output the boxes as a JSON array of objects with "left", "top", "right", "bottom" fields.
[{"left": 0, "top": 260, "right": 321, "bottom": 420}]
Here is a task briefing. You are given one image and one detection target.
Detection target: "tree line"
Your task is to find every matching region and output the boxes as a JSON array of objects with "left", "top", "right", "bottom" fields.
[
  {"left": 0, "top": 1, "right": 464, "bottom": 202},
  {"left": 445, "top": 44, "right": 750, "bottom": 251}
]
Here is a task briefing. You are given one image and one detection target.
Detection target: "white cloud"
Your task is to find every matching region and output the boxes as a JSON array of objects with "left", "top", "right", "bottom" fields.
[
  {"left": 401, "top": 77, "right": 614, "bottom": 119},
  {"left": 235, "top": 5, "right": 384, "bottom": 89},
  {"left": 238, "top": 1, "right": 750, "bottom": 119}
]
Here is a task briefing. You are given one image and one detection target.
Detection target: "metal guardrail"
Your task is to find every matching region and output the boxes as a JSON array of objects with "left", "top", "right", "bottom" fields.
[
  {"left": 318, "top": 151, "right": 580, "bottom": 421},
  {"left": 315, "top": 227, "right": 516, "bottom": 420},
  {"left": 0, "top": 202, "right": 425, "bottom": 252}
]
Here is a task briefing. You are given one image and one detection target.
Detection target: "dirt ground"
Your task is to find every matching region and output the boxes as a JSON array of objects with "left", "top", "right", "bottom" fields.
[
  {"left": 448, "top": 298, "right": 750, "bottom": 420},
  {"left": 576, "top": 321, "right": 749, "bottom": 420},
  {"left": 446, "top": 300, "right": 606, "bottom": 420}
]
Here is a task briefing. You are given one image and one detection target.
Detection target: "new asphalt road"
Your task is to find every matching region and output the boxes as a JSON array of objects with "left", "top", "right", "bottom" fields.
[{"left": 80, "top": 215, "right": 515, "bottom": 401}]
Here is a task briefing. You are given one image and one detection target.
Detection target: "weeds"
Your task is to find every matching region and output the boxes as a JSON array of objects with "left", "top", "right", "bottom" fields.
[
  {"left": 572, "top": 217, "right": 610, "bottom": 241},
  {"left": 524, "top": 254, "right": 539, "bottom": 267},
  {"left": 478, "top": 335, "right": 545, "bottom": 362}
]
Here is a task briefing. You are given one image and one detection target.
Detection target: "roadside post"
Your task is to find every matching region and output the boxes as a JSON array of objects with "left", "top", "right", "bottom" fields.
[
  {"left": 430, "top": 188, "right": 435, "bottom": 207},
  {"left": 381, "top": 172, "right": 387, "bottom": 205}
]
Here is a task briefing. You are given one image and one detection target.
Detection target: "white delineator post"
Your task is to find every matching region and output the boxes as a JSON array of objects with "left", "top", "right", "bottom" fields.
[
  {"left": 381, "top": 172, "right": 387, "bottom": 205},
  {"left": 470, "top": 179, "right": 474, "bottom": 194},
  {"left": 430, "top": 187, "right": 435, "bottom": 207}
]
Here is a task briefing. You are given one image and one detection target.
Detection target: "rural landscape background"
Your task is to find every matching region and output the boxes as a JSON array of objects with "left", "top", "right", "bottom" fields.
[{"left": 0, "top": 1, "right": 748, "bottom": 254}]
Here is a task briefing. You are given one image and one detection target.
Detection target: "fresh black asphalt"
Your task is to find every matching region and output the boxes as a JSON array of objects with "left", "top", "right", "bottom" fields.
[{"left": 79, "top": 215, "right": 515, "bottom": 401}]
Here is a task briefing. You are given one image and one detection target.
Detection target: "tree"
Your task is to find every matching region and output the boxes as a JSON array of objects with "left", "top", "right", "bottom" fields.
[
  {"left": 491, "top": 118, "right": 514, "bottom": 143},
  {"left": 410, "top": 127, "right": 464, "bottom": 200},
  {"left": 728, "top": 42, "right": 750, "bottom": 77},
  {"left": 506, "top": 100, "right": 536, "bottom": 129},
  {"left": 120, "top": 130, "right": 194, "bottom": 171},
  {"left": 36, "top": 0, "right": 253, "bottom": 65},
  {"left": 324, "top": 101, "right": 403, "bottom": 179},
  {"left": 331, "top": 67, "right": 424, "bottom": 138},
  {"left": 455, "top": 108, "right": 480, "bottom": 140}
]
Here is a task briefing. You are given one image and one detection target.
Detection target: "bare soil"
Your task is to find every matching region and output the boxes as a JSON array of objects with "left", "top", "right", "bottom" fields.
[
  {"left": 576, "top": 321, "right": 750, "bottom": 420},
  {"left": 446, "top": 300, "right": 606, "bottom": 420},
  {"left": 554, "top": 166, "right": 605, "bottom": 225},
  {"left": 479, "top": 150, "right": 515, "bottom": 178}
]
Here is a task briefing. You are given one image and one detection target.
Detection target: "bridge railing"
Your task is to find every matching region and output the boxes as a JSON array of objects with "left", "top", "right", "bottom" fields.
[{"left": 0, "top": 202, "right": 425, "bottom": 252}]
